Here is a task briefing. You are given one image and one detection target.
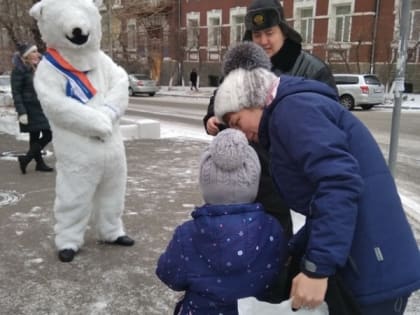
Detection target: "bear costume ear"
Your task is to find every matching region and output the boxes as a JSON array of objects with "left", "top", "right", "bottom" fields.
[
  {"left": 93, "top": 0, "right": 103, "bottom": 8},
  {"left": 29, "top": 1, "right": 43, "bottom": 21}
]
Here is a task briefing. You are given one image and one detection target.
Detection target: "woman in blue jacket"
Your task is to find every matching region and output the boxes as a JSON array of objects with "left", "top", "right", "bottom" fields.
[{"left": 214, "top": 42, "right": 420, "bottom": 315}]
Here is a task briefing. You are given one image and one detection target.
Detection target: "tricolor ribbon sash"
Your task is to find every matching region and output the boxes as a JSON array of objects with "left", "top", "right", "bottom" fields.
[{"left": 43, "top": 48, "right": 97, "bottom": 104}]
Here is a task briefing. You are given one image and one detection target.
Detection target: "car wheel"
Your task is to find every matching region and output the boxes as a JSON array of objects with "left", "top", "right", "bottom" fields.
[
  {"left": 361, "top": 104, "right": 374, "bottom": 110},
  {"left": 339, "top": 95, "right": 355, "bottom": 110},
  {"left": 129, "top": 87, "right": 134, "bottom": 96},
  {"left": 148, "top": 92, "right": 155, "bottom": 96}
]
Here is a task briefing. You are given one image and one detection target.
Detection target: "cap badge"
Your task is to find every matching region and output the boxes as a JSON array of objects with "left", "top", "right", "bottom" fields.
[{"left": 253, "top": 14, "right": 265, "bottom": 26}]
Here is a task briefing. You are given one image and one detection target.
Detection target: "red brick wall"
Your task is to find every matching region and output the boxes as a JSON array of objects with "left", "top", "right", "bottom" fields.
[{"left": 375, "top": 0, "right": 395, "bottom": 63}]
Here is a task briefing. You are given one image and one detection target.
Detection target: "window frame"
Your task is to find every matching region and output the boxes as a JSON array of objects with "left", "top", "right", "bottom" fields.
[
  {"left": 328, "top": 0, "right": 354, "bottom": 43},
  {"left": 207, "top": 9, "right": 222, "bottom": 50},
  {"left": 186, "top": 12, "right": 200, "bottom": 51},
  {"left": 230, "top": 6, "right": 246, "bottom": 44}
]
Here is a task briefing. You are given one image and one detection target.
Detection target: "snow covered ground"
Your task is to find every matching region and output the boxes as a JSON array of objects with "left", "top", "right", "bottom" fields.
[{"left": 1, "top": 88, "right": 419, "bottom": 314}]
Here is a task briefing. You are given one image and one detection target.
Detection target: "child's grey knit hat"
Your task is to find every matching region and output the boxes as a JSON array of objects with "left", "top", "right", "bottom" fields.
[{"left": 199, "top": 129, "right": 261, "bottom": 205}]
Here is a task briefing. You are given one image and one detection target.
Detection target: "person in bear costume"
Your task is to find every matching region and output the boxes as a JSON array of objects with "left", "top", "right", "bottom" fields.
[{"left": 29, "top": 0, "right": 134, "bottom": 262}]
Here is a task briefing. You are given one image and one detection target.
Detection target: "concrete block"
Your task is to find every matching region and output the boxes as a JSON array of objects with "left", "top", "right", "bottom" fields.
[
  {"left": 120, "top": 123, "right": 139, "bottom": 141},
  {"left": 0, "top": 110, "right": 19, "bottom": 136},
  {"left": 136, "top": 119, "right": 160, "bottom": 139},
  {"left": 120, "top": 118, "right": 160, "bottom": 140}
]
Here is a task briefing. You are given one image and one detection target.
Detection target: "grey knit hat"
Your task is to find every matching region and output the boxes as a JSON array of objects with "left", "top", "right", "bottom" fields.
[
  {"left": 215, "top": 42, "right": 277, "bottom": 122},
  {"left": 199, "top": 129, "right": 261, "bottom": 205},
  {"left": 17, "top": 42, "right": 37, "bottom": 58}
]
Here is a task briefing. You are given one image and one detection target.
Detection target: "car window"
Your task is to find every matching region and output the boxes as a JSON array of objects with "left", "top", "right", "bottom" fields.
[
  {"left": 132, "top": 74, "right": 150, "bottom": 80},
  {"left": 334, "top": 76, "right": 359, "bottom": 85},
  {"left": 363, "top": 75, "right": 381, "bottom": 85}
]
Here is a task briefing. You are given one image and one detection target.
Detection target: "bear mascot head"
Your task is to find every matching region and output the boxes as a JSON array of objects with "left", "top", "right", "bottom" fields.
[{"left": 30, "top": 0, "right": 104, "bottom": 71}]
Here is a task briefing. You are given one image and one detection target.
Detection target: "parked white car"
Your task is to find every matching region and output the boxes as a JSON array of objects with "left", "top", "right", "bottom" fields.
[
  {"left": 334, "top": 74, "right": 385, "bottom": 110},
  {"left": 128, "top": 74, "right": 159, "bottom": 97}
]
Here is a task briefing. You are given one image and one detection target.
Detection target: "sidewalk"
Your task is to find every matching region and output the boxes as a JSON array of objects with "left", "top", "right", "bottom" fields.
[
  {"left": 0, "top": 132, "right": 207, "bottom": 314},
  {"left": 1, "top": 87, "right": 420, "bottom": 313},
  {"left": 1, "top": 132, "right": 419, "bottom": 314},
  {"left": 157, "top": 85, "right": 215, "bottom": 99}
]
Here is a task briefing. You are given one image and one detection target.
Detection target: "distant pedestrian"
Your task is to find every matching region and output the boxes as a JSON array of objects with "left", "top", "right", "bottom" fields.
[
  {"left": 190, "top": 68, "right": 198, "bottom": 91},
  {"left": 156, "top": 129, "right": 288, "bottom": 315},
  {"left": 11, "top": 42, "right": 53, "bottom": 174}
]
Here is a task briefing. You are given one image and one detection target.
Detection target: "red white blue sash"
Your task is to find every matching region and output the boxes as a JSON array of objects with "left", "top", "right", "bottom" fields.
[{"left": 43, "top": 48, "right": 97, "bottom": 104}]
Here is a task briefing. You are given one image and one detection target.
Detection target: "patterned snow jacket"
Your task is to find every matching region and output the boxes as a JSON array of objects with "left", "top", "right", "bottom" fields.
[{"left": 156, "top": 202, "right": 288, "bottom": 315}]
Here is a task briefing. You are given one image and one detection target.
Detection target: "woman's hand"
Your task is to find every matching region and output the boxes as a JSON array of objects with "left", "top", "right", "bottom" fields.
[
  {"left": 290, "top": 272, "right": 328, "bottom": 310},
  {"left": 18, "top": 114, "right": 28, "bottom": 125},
  {"left": 206, "top": 116, "right": 222, "bottom": 136}
]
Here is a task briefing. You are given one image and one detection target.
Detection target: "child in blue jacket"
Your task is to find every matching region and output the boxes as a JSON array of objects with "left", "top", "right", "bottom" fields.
[{"left": 156, "top": 129, "right": 288, "bottom": 315}]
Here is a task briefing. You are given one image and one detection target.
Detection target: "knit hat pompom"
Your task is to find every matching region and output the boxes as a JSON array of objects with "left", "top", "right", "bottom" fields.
[
  {"left": 199, "top": 129, "right": 261, "bottom": 205},
  {"left": 222, "top": 42, "right": 271, "bottom": 76},
  {"left": 209, "top": 128, "right": 249, "bottom": 171},
  {"left": 214, "top": 67, "right": 277, "bottom": 122}
]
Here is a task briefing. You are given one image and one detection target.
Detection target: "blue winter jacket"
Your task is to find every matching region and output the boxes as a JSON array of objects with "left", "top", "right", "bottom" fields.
[
  {"left": 258, "top": 75, "right": 420, "bottom": 305},
  {"left": 156, "top": 203, "right": 288, "bottom": 315}
]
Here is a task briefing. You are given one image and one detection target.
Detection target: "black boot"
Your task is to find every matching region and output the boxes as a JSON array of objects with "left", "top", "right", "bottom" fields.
[
  {"left": 18, "top": 142, "right": 44, "bottom": 174},
  {"left": 58, "top": 249, "right": 76, "bottom": 262},
  {"left": 17, "top": 142, "right": 41, "bottom": 174},
  {"left": 107, "top": 235, "right": 135, "bottom": 246},
  {"left": 34, "top": 150, "right": 53, "bottom": 172},
  {"left": 18, "top": 155, "right": 32, "bottom": 174}
]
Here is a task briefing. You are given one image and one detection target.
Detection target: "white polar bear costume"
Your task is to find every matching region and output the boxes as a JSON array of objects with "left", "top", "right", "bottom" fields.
[{"left": 30, "top": 0, "right": 132, "bottom": 257}]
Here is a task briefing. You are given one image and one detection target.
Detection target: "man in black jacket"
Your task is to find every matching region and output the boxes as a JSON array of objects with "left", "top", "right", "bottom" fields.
[{"left": 203, "top": 0, "right": 337, "bottom": 238}]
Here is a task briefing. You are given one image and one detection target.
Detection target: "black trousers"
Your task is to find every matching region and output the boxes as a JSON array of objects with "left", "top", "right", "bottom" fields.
[{"left": 29, "top": 129, "right": 52, "bottom": 151}]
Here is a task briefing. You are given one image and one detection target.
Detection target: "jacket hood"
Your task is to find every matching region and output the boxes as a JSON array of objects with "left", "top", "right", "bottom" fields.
[
  {"left": 191, "top": 203, "right": 285, "bottom": 273},
  {"left": 274, "top": 75, "right": 339, "bottom": 106},
  {"left": 259, "top": 75, "right": 340, "bottom": 150}
]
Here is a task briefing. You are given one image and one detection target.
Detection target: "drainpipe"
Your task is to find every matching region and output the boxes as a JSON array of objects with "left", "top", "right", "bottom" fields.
[
  {"left": 370, "top": 0, "right": 380, "bottom": 74},
  {"left": 178, "top": 0, "right": 183, "bottom": 85}
]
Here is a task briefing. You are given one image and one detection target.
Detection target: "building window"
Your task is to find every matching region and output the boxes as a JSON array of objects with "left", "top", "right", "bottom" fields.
[
  {"left": 334, "top": 4, "right": 352, "bottom": 42},
  {"left": 296, "top": 7, "right": 313, "bottom": 43},
  {"left": 113, "top": 0, "right": 122, "bottom": 8},
  {"left": 186, "top": 12, "right": 200, "bottom": 50},
  {"left": 230, "top": 7, "right": 246, "bottom": 44},
  {"left": 231, "top": 15, "right": 245, "bottom": 43},
  {"left": 410, "top": 10, "right": 420, "bottom": 41},
  {"left": 207, "top": 10, "right": 222, "bottom": 49},
  {"left": 127, "top": 19, "right": 136, "bottom": 50}
]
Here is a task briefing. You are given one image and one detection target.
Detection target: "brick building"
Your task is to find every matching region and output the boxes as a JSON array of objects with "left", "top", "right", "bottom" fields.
[
  {"left": 1, "top": 0, "right": 418, "bottom": 90},
  {"left": 161, "top": 0, "right": 420, "bottom": 91}
]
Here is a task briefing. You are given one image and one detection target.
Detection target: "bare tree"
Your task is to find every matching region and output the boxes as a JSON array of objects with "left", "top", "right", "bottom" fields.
[
  {"left": 325, "top": 40, "right": 351, "bottom": 72},
  {"left": 354, "top": 39, "right": 362, "bottom": 74},
  {"left": 116, "top": 0, "right": 173, "bottom": 81},
  {"left": 0, "top": 0, "right": 44, "bottom": 72}
]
